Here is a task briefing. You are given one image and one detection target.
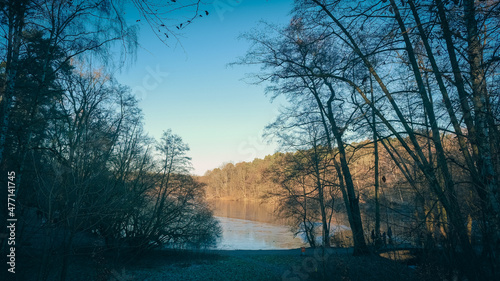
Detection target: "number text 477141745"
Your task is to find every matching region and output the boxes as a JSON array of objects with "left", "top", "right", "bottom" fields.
[{"left": 7, "top": 171, "right": 16, "bottom": 274}]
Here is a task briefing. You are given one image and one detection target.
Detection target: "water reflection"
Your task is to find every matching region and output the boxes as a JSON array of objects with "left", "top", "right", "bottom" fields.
[{"left": 208, "top": 199, "right": 281, "bottom": 224}]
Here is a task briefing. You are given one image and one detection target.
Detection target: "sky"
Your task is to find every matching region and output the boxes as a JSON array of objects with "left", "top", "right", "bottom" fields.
[{"left": 115, "top": 1, "right": 294, "bottom": 175}]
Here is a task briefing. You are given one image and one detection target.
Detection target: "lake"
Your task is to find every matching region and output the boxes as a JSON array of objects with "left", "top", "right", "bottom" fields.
[
  {"left": 208, "top": 200, "right": 307, "bottom": 250},
  {"left": 208, "top": 200, "right": 350, "bottom": 250}
]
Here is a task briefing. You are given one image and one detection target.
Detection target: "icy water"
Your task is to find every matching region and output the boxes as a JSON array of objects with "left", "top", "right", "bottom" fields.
[
  {"left": 208, "top": 200, "right": 307, "bottom": 250},
  {"left": 214, "top": 216, "right": 308, "bottom": 250}
]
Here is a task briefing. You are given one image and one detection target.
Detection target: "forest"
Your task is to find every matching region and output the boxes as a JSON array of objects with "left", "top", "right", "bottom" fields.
[
  {"left": 203, "top": 136, "right": 478, "bottom": 252},
  {"left": 205, "top": 0, "right": 500, "bottom": 280},
  {"left": 0, "top": 1, "right": 221, "bottom": 280},
  {"left": 1, "top": 0, "right": 499, "bottom": 280}
]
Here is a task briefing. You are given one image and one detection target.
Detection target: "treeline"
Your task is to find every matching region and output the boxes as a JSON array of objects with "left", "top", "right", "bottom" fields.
[
  {"left": 201, "top": 155, "right": 282, "bottom": 199},
  {"left": 202, "top": 142, "right": 396, "bottom": 202},
  {"left": 231, "top": 1, "right": 499, "bottom": 280},
  {"left": 203, "top": 136, "right": 470, "bottom": 248},
  {"left": 0, "top": 1, "right": 219, "bottom": 280}
]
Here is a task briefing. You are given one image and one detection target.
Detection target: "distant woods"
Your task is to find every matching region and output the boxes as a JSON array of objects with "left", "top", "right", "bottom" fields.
[
  {"left": 0, "top": 1, "right": 219, "bottom": 280},
  {"left": 202, "top": 137, "right": 472, "bottom": 246},
  {"left": 201, "top": 156, "right": 280, "bottom": 200},
  {"left": 224, "top": 0, "right": 497, "bottom": 280}
]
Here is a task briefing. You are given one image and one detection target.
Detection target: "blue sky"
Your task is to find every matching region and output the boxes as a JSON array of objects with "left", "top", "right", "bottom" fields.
[{"left": 115, "top": 1, "right": 293, "bottom": 175}]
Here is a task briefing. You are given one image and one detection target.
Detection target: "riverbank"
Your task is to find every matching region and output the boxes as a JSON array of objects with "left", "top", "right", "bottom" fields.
[{"left": 17, "top": 247, "right": 420, "bottom": 281}]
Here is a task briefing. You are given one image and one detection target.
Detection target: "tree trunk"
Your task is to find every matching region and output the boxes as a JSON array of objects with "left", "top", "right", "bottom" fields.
[
  {"left": 371, "top": 76, "right": 381, "bottom": 244},
  {"left": 316, "top": 85, "right": 368, "bottom": 254},
  {"left": 313, "top": 144, "right": 330, "bottom": 247},
  {"left": 390, "top": 1, "right": 480, "bottom": 278},
  {"left": 463, "top": 0, "right": 500, "bottom": 273}
]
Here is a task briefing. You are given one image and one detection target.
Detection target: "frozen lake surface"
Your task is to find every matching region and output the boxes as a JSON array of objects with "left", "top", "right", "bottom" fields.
[
  {"left": 213, "top": 216, "right": 307, "bottom": 250},
  {"left": 208, "top": 200, "right": 349, "bottom": 250}
]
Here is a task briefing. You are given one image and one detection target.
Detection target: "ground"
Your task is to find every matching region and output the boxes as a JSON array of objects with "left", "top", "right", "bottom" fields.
[
  {"left": 14, "top": 247, "right": 421, "bottom": 281},
  {"left": 63, "top": 248, "right": 416, "bottom": 281},
  {"left": 130, "top": 248, "right": 418, "bottom": 281}
]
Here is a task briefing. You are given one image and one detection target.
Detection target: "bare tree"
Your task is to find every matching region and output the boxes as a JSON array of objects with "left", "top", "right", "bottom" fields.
[
  {"left": 237, "top": 19, "right": 370, "bottom": 254},
  {"left": 294, "top": 0, "right": 499, "bottom": 278},
  {"left": 267, "top": 113, "right": 338, "bottom": 247}
]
